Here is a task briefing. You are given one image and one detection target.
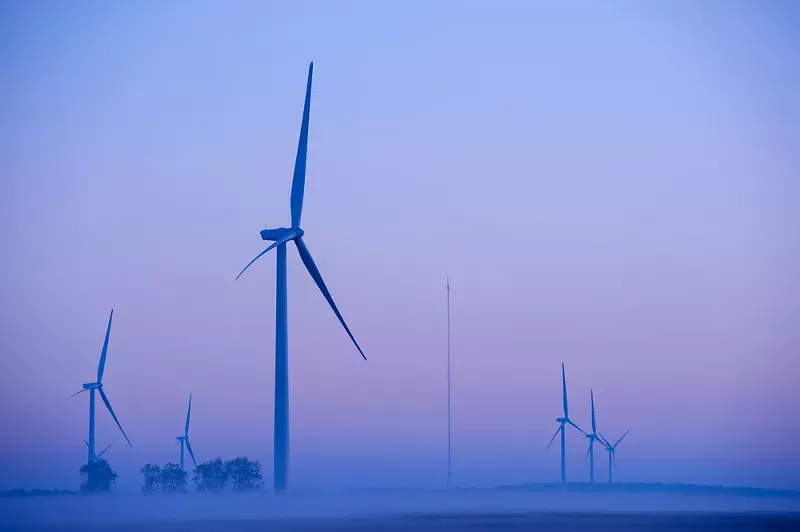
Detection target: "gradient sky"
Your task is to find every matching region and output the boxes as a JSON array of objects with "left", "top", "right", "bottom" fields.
[{"left": 1, "top": 0, "right": 798, "bottom": 491}]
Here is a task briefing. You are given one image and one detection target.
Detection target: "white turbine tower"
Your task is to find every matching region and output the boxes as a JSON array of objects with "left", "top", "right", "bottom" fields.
[
  {"left": 236, "top": 63, "right": 366, "bottom": 492},
  {"left": 584, "top": 390, "right": 601, "bottom": 483},
  {"left": 598, "top": 429, "right": 631, "bottom": 483},
  {"left": 68, "top": 309, "right": 132, "bottom": 463},
  {"left": 176, "top": 393, "right": 197, "bottom": 471},
  {"left": 546, "top": 362, "right": 585, "bottom": 484}
]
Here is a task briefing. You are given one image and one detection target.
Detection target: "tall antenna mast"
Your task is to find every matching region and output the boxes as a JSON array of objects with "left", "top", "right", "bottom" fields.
[{"left": 446, "top": 276, "right": 452, "bottom": 487}]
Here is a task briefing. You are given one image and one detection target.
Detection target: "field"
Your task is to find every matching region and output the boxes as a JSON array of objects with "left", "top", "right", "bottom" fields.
[
  {"left": 2, "top": 489, "right": 799, "bottom": 531},
  {"left": 3, "top": 513, "right": 798, "bottom": 531}
]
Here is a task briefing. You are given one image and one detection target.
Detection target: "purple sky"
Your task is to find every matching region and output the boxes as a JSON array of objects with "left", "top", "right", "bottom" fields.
[{"left": 1, "top": 0, "right": 798, "bottom": 491}]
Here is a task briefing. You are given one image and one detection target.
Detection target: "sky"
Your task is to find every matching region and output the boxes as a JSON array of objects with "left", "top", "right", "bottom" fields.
[{"left": 1, "top": 0, "right": 798, "bottom": 492}]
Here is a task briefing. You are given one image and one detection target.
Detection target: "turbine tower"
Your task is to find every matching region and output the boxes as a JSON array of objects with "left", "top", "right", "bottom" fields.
[
  {"left": 584, "top": 390, "right": 601, "bottom": 483},
  {"left": 69, "top": 309, "right": 132, "bottom": 463},
  {"left": 176, "top": 393, "right": 197, "bottom": 471},
  {"left": 546, "top": 362, "right": 585, "bottom": 484},
  {"left": 236, "top": 63, "right": 367, "bottom": 493},
  {"left": 599, "top": 429, "right": 630, "bottom": 483}
]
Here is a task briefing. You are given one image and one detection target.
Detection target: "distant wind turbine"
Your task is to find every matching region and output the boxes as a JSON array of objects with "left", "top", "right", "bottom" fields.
[
  {"left": 84, "top": 440, "right": 112, "bottom": 461},
  {"left": 68, "top": 310, "right": 132, "bottom": 464},
  {"left": 236, "top": 63, "right": 367, "bottom": 492},
  {"left": 598, "top": 429, "right": 630, "bottom": 483},
  {"left": 546, "top": 362, "right": 585, "bottom": 483},
  {"left": 175, "top": 393, "right": 197, "bottom": 471},
  {"left": 584, "top": 390, "right": 601, "bottom": 483}
]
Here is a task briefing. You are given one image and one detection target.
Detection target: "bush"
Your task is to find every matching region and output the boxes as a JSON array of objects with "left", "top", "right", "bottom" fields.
[
  {"left": 141, "top": 457, "right": 263, "bottom": 493},
  {"left": 79, "top": 459, "right": 117, "bottom": 493},
  {"left": 192, "top": 457, "right": 262, "bottom": 492},
  {"left": 159, "top": 463, "right": 188, "bottom": 492},
  {"left": 193, "top": 458, "right": 228, "bottom": 492},
  {"left": 226, "top": 457, "right": 263, "bottom": 492},
  {"left": 140, "top": 464, "right": 161, "bottom": 494}
]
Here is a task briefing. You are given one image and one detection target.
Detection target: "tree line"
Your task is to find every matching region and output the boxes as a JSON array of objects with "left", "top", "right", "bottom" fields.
[
  {"left": 141, "top": 457, "right": 263, "bottom": 493},
  {"left": 78, "top": 457, "right": 262, "bottom": 493}
]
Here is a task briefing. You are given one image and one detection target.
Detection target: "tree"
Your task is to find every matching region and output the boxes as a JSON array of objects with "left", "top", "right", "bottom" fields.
[
  {"left": 79, "top": 459, "right": 117, "bottom": 493},
  {"left": 225, "top": 457, "right": 263, "bottom": 492},
  {"left": 140, "top": 464, "right": 161, "bottom": 494},
  {"left": 159, "top": 463, "right": 187, "bottom": 493},
  {"left": 194, "top": 458, "right": 228, "bottom": 492}
]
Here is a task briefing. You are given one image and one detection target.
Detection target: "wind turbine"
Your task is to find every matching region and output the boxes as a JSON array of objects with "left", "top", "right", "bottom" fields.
[
  {"left": 84, "top": 440, "right": 112, "bottom": 461},
  {"left": 546, "top": 362, "right": 585, "bottom": 484},
  {"left": 68, "top": 309, "right": 132, "bottom": 463},
  {"left": 236, "top": 62, "right": 367, "bottom": 492},
  {"left": 584, "top": 390, "right": 601, "bottom": 483},
  {"left": 175, "top": 393, "right": 197, "bottom": 471},
  {"left": 598, "top": 429, "right": 630, "bottom": 483}
]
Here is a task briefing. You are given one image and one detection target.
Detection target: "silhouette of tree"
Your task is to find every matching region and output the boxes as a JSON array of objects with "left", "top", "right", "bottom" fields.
[
  {"left": 79, "top": 459, "right": 117, "bottom": 493},
  {"left": 140, "top": 464, "right": 161, "bottom": 494},
  {"left": 225, "top": 457, "right": 263, "bottom": 492},
  {"left": 193, "top": 458, "right": 228, "bottom": 492},
  {"left": 159, "top": 463, "right": 187, "bottom": 492}
]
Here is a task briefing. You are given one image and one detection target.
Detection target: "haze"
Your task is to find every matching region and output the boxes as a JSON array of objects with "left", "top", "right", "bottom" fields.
[{"left": 1, "top": 0, "right": 798, "bottom": 493}]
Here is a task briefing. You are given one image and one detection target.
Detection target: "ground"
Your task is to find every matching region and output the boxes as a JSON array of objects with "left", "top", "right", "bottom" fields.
[{"left": 2, "top": 490, "right": 799, "bottom": 531}]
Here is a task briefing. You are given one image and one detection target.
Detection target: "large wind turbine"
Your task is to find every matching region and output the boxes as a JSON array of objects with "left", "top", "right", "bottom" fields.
[
  {"left": 176, "top": 393, "right": 197, "bottom": 471},
  {"left": 69, "top": 310, "right": 132, "bottom": 464},
  {"left": 584, "top": 390, "right": 601, "bottom": 483},
  {"left": 598, "top": 429, "right": 630, "bottom": 483},
  {"left": 236, "top": 62, "right": 367, "bottom": 492},
  {"left": 546, "top": 362, "right": 585, "bottom": 483}
]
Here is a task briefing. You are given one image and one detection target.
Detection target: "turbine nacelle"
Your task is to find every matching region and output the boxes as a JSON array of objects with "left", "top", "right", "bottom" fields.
[
  {"left": 261, "top": 227, "right": 303, "bottom": 241},
  {"left": 82, "top": 382, "right": 101, "bottom": 390},
  {"left": 556, "top": 417, "right": 567, "bottom": 423}
]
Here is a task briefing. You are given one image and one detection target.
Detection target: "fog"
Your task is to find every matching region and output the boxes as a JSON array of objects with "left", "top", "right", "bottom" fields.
[{"left": 3, "top": 490, "right": 800, "bottom": 528}]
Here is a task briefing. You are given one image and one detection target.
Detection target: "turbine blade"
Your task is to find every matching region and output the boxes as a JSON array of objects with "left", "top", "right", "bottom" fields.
[
  {"left": 613, "top": 450, "right": 617, "bottom": 468},
  {"left": 545, "top": 425, "right": 561, "bottom": 452},
  {"left": 585, "top": 444, "right": 591, "bottom": 464},
  {"left": 97, "top": 443, "right": 112, "bottom": 459},
  {"left": 561, "top": 362, "right": 568, "bottom": 417},
  {"left": 597, "top": 432, "right": 612, "bottom": 448},
  {"left": 175, "top": 440, "right": 181, "bottom": 447},
  {"left": 591, "top": 390, "right": 596, "bottom": 434},
  {"left": 185, "top": 393, "right": 192, "bottom": 437},
  {"left": 235, "top": 230, "right": 295, "bottom": 280},
  {"left": 295, "top": 237, "right": 366, "bottom": 360},
  {"left": 97, "top": 310, "right": 114, "bottom": 383},
  {"left": 67, "top": 389, "right": 87, "bottom": 400},
  {"left": 614, "top": 429, "right": 631, "bottom": 448},
  {"left": 568, "top": 419, "right": 586, "bottom": 435},
  {"left": 84, "top": 439, "right": 89, "bottom": 448},
  {"left": 290, "top": 62, "right": 313, "bottom": 228},
  {"left": 98, "top": 388, "right": 132, "bottom": 447},
  {"left": 185, "top": 439, "right": 198, "bottom": 468}
]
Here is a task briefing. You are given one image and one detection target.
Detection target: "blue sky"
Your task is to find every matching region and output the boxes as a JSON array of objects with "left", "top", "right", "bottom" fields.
[{"left": 1, "top": 0, "right": 798, "bottom": 491}]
